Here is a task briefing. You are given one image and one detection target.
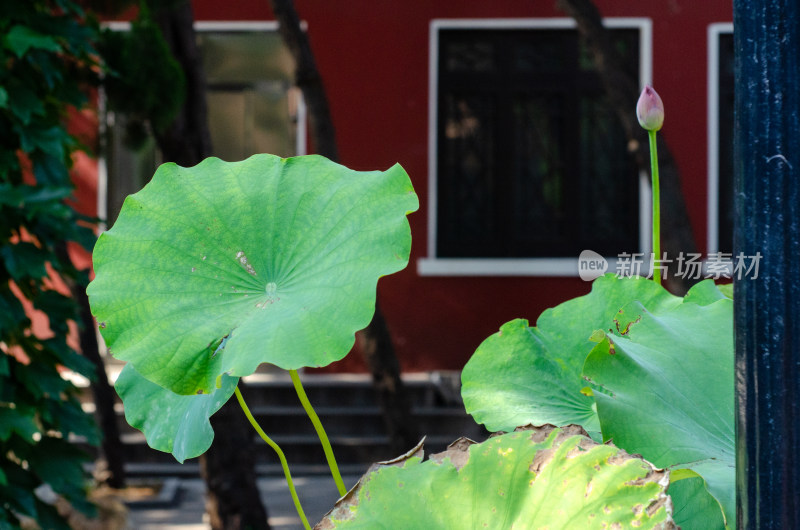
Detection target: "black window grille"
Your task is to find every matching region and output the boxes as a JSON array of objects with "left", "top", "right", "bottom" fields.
[
  {"left": 717, "top": 32, "right": 734, "bottom": 254},
  {"left": 435, "top": 27, "right": 641, "bottom": 258}
]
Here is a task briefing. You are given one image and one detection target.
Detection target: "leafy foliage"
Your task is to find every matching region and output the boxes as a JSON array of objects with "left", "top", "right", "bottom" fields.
[
  {"left": 115, "top": 364, "right": 238, "bottom": 463},
  {"left": 86, "top": 145, "right": 733, "bottom": 529},
  {"left": 318, "top": 425, "right": 675, "bottom": 529},
  {"left": 461, "top": 275, "right": 734, "bottom": 528},
  {"left": 90, "top": 155, "right": 417, "bottom": 394},
  {"left": 81, "top": 12, "right": 736, "bottom": 521},
  {"left": 88, "top": 154, "right": 418, "bottom": 460},
  {"left": 668, "top": 476, "right": 726, "bottom": 529},
  {"left": 584, "top": 296, "right": 734, "bottom": 527},
  {"left": 98, "top": 2, "right": 185, "bottom": 147},
  {"left": 0, "top": 0, "right": 101, "bottom": 526},
  {"left": 461, "top": 275, "right": 679, "bottom": 438}
]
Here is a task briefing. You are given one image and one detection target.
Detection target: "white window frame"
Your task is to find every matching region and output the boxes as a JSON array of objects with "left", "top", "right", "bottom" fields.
[
  {"left": 706, "top": 22, "right": 733, "bottom": 255},
  {"left": 97, "top": 21, "right": 307, "bottom": 226},
  {"left": 418, "top": 18, "right": 653, "bottom": 277}
]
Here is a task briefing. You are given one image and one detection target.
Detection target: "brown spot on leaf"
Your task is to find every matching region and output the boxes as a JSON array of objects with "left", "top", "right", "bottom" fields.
[
  {"left": 529, "top": 447, "right": 555, "bottom": 475},
  {"left": 315, "top": 438, "right": 426, "bottom": 528},
  {"left": 618, "top": 316, "right": 642, "bottom": 336},
  {"left": 430, "top": 437, "right": 476, "bottom": 470}
]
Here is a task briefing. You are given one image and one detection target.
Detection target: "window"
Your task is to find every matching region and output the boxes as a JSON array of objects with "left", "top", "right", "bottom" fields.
[
  {"left": 419, "top": 19, "right": 652, "bottom": 276},
  {"left": 100, "top": 22, "right": 305, "bottom": 226},
  {"left": 707, "top": 23, "right": 734, "bottom": 255}
]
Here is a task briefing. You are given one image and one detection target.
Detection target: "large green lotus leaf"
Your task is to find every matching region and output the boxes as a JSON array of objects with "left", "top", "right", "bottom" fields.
[
  {"left": 88, "top": 155, "right": 418, "bottom": 394},
  {"left": 461, "top": 274, "right": 680, "bottom": 436},
  {"left": 317, "top": 425, "right": 675, "bottom": 529},
  {"left": 716, "top": 282, "right": 733, "bottom": 299},
  {"left": 682, "top": 279, "right": 732, "bottom": 306},
  {"left": 115, "top": 362, "right": 238, "bottom": 463},
  {"left": 668, "top": 474, "right": 726, "bottom": 530},
  {"left": 583, "top": 298, "right": 734, "bottom": 528}
]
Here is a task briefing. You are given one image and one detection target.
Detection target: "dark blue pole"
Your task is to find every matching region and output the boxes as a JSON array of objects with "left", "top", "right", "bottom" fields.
[{"left": 734, "top": 0, "right": 800, "bottom": 528}]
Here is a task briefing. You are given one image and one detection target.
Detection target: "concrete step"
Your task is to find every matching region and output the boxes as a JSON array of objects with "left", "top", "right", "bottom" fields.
[
  {"left": 112, "top": 431, "right": 481, "bottom": 469},
  {"left": 78, "top": 368, "right": 464, "bottom": 409},
  {"left": 119, "top": 461, "right": 370, "bottom": 478},
  {"left": 85, "top": 403, "right": 483, "bottom": 441},
  {"left": 77, "top": 363, "right": 486, "bottom": 477},
  {"left": 236, "top": 371, "right": 464, "bottom": 409},
  {"left": 246, "top": 406, "right": 481, "bottom": 438}
]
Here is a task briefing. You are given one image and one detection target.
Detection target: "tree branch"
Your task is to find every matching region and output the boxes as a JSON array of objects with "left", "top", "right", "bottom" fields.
[
  {"left": 269, "top": 0, "right": 338, "bottom": 161},
  {"left": 556, "top": 0, "right": 698, "bottom": 292}
]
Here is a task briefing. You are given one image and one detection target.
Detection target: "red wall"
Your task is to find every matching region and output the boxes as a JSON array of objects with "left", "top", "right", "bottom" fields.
[{"left": 191, "top": 0, "right": 732, "bottom": 373}]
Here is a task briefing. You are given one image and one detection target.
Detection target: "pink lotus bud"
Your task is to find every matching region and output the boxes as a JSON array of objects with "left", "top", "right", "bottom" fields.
[{"left": 636, "top": 85, "right": 664, "bottom": 131}]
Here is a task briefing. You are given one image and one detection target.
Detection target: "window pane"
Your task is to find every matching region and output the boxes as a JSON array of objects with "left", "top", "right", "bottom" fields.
[
  {"left": 511, "top": 95, "right": 568, "bottom": 252},
  {"left": 104, "top": 113, "right": 159, "bottom": 226},
  {"left": 512, "top": 32, "right": 573, "bottom": 74},
  {"left": 200, "top": 31, "right": 299, "bottom": 163},
  {"left": 435, "top": 27, "right": 639, "bottom": 259},
  {"left": 578, "top": 29, "right": 639, "bottom": 80},
  {"left": 578, "top": 97, "right": 638, "bottom": 254},
  {"left": 438, "top": 93, "right": 496, "bottom": 257},
  {"left": 207, "top": 83, "right": 297, "bottom": 162},
  {"left": 103, "top": 29, "right": 300, "bottom": 224},
  {"left": 443, "top": 37, "right": 494, "bottom": 73},
  {"left": 718, "top": 32, "right": 734, "bottom": 254},
  {"left": 199, "top": 32, "right": 293, "bottom": 84}
]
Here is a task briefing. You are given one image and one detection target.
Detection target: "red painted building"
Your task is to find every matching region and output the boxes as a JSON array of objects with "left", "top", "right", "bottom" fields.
[{"left": 92, "top": 0, "right": 734, "bottom": 372}]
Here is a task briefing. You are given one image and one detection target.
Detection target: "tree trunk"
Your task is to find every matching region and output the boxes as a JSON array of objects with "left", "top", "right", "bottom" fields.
[
  {"left": 357, "top": 300, "right": 420, "bottom": 454},
  {"left": 152, "top": 2, "right": 269, "bottom": 528},
  {"left": 268, "top": 0, "right": 338, "bottom": 161},
  {"left": 76, "top": 288, "right": 127, "bottom": 488},
  {"left": 53, "top": 237, "right": 127, "bottom": 489},
  {"left": 556, "top": 0, "right": 699, "bottom": 294},
  {"left": 66, "top": 265, "right": 127, "bottom": 489},
  {"left": 200, "top": 384, "right": 271, "bottom": 530},
  {"left": 268, "top": 0, "right": 420, "bottom": 454},
  {"left": 151, "top": 0, "right": 212, "bottom": 167}
]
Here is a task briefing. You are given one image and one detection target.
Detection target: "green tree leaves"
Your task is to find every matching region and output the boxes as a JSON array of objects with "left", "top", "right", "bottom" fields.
[
  {"left": 0, "top": 1, "right": 101, "bottom": 526},
  {"left": 98, "top": 9, "right": 185, "bottom": 137},
  {"left": 4, "top": 25, "right": 62, "bottom": 57}
]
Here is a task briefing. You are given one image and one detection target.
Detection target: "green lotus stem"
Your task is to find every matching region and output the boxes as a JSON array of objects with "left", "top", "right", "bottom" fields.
[
  {"left": 289, "top": 369, "right": 347, "bottom": 496},
  {"left": 234, "top": 386, "right": 311, "bottom": 530},
  {"left": 648, "top": 129, "right": 662, "bottom": 285},
  {"left": 637, "top": 85, "right": 664, "bottom": 285}
]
